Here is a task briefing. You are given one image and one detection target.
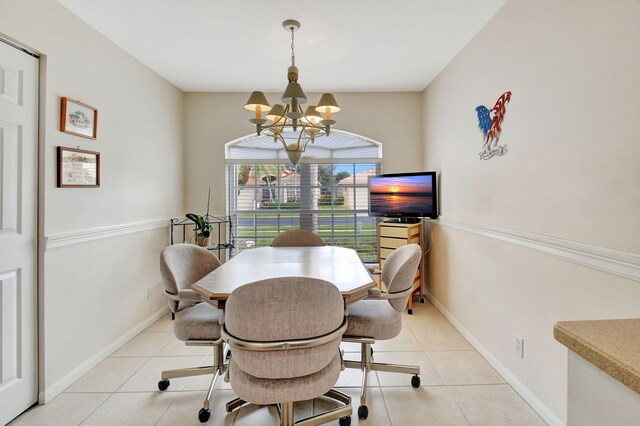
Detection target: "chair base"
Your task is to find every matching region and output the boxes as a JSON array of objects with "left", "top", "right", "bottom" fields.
[
  {"left": 226, "top": 389, "right": 352, "bottom": 426},
  {"left": 159, "top": 341, "right": 225, "bottom": 422},
  {"left": 343, "top": 339, "right": 420, "bottom": 418}
]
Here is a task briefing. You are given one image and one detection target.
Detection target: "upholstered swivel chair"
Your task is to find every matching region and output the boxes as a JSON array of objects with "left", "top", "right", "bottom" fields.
[
  {"left": 158, "top": 244, "right": 225, "bottom": 423},
  {"left": 270, "top": 229, "right": 326, "bottom": 247},
  {"left": 343, "top": 243, "right": 422, "bottom": 420},
  {"left": 222, "top": 277, "right": 352, "bottom": 426}
]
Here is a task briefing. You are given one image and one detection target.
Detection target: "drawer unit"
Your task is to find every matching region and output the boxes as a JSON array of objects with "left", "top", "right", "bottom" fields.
[
  {"left": 379, "top": 247, "right": 395, "bottom": 260},
  {"left": 379, "top": 225, "right": 410, "bottom": 239},
  {"left": 377, "top": 221, "right": 425, "bottom": 314},
  {"left": 379, "top": 236, "right": 409, "bottom": 250}
]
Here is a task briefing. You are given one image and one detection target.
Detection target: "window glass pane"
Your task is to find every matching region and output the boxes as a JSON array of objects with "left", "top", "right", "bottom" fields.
[
  {"left": 356, "top": 213, "right": 379, "bottom": 263},
  {"left": 228, "top": 161, "right": 381, "bottom": 261}
]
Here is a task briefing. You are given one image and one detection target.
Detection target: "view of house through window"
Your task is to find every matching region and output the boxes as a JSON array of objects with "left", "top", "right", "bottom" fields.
[{"left": 225, "top": 132, "right": 383, "bottom": 262}]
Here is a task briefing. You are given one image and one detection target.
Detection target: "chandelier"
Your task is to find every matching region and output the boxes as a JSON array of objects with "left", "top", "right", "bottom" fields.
[{"left": 244, "top": 19, "right": 340, "bottom": 166}]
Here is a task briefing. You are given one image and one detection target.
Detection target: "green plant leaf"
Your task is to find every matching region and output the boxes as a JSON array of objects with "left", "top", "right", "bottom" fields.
[{"left": 186, "top": 213, "right": 205, "bottom": 229}]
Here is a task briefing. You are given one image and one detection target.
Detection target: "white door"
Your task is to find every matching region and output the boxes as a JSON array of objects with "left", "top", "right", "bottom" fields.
[{"left": 0, "top": 40, "right": 38, "bottom": 425}]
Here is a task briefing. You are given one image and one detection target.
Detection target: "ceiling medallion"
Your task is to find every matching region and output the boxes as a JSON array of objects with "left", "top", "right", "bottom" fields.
[{"left": 244, "top": 19, "right": 340, "bottom": 166}]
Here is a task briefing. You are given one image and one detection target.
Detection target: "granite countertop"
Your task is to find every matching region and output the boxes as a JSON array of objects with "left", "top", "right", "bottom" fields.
[{"left": 554, "top": 318, "right": 640, "bottom": 394}]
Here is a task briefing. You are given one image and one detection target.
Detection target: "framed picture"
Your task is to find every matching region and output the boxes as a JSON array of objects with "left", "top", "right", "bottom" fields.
[
  {"left": 57, "top": 147, "right": 100, "bottom": 188},
  {"left": 60, "top": 97, "right": 98, "bottom": 139}
]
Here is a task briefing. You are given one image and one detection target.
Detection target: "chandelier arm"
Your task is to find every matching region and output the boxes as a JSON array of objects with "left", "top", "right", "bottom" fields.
[
  {"left": 302, "top": 137, "right": 312, "bottom": 151},
  {"left": 261, "top": 122, "right": 325, "bottom": 131},
  {"left": 274, "top": 132, "right": 287, "bottom": 149},
  {"left": 304, "top": 127, "right": 326, "bottom": 139},
  {"left": 295, "top": 128, "right": 305, "bottom": 148},
  {"left": 264, "top": 104, "right": 289, "bottom": 130}
]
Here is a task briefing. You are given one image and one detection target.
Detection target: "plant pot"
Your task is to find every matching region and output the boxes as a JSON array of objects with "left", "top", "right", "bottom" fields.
[{"left": 195, "top": 235, "right": 210, "bottom": 247}]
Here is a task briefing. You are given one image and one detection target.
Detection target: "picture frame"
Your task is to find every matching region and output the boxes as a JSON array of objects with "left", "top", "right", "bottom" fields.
[
  {"left": 60, "top": 97, "right": 98, "bottom": 139},
  {"left": 57, "top": 147, "right": 100, "bottom": 188}
]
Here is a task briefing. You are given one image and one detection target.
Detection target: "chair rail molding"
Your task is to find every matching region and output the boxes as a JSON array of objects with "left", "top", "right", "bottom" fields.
[
  {"left": 437, "top": 217, "right": 640, "bottom": 282},
  {"left": 45, "top": 219, "right": 169, "bottom": 250}
]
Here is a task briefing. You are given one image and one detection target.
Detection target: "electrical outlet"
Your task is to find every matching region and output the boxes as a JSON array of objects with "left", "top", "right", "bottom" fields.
[
  {"left": 514, "top": 335, "right": 524, "bottom": 358},
  {"left": 147, "top": 288, "right": 152, "bottom": 301}
]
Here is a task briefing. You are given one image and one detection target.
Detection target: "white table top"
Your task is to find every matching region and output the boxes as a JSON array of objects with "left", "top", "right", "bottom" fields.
[{"left": 192, "top": 246, "right": 375, "bottom": 304}]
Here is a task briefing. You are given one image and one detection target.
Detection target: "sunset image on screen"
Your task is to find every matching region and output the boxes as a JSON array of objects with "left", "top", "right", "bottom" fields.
[{"left": 369, "top": 175, "right": 433, "bottom": 194}]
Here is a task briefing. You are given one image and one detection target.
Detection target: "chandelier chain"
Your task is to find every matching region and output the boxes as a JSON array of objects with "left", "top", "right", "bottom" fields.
[{"left": 290, "top": 27, "right": 295, "bottom": 67}]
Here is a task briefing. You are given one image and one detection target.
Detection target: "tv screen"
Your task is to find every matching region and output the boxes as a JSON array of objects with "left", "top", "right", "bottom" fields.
[{"left": 368, "top": 172, "right": 438, "bottom": 219}]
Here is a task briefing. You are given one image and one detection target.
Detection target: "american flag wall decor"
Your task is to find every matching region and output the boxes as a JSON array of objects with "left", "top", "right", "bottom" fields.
[{"left": 475, "top": 91, "right": 512, "bottom": 160}]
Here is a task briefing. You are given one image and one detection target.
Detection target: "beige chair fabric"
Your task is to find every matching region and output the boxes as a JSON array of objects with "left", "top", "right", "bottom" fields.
[
  {"left": 157, "top": 244, "right": 226, "bottom": 422},
  {"left": 173, "top": 302, "right": 222, "bottom": 341},
  {"left": 228, "top": 354, "right": 342, "bottom": 405},
  {"left": 224, "top": 277, "right": 345, "bottom": 402},
  {"left": 343, "top": 300, "right": 402, "bottom": 340},
  {"left": 342, "top": 243, "right": 422, "bottom": 419},
  {"left": 270, "top": 229, "right": 326, "bottom": 247},
  {"left": 160, "top": 243, "right": 221, "bottom": 313},
  {"left": 345, "top": 243, "right": 421, "bottom": 338},
  {"left": 381, "top": 243, "right": 422, "bottom": 312}
]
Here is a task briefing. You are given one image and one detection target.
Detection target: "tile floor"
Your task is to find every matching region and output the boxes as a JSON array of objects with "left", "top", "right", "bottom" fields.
[{"left": 11, "top": 300, "right": 546, "bottom": 425}]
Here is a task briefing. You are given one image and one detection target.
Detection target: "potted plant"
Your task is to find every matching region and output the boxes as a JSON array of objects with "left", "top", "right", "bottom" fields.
[
  {"left": 186, "top": 188, "right": 213, "bottom": 247},
  {"left": 186, "top": 213, "right": 211, "bottom": 247}
]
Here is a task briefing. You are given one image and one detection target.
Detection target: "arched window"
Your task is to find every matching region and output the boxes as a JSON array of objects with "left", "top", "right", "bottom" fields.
[{"left": 226, "top": 130, "right": 383, "bottom": 261}]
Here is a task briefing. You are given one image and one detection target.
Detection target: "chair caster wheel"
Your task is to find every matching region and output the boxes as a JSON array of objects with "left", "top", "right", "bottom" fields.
[
  {"left": 411, "top": 375, "right": 421, "bottom": 388},
  {"left": 420, "top": 297, "right": 425, "bottom": 303},
  {"left": 408, "top": 308, "right": 413, "bottom": 315},
  {"left": 358, "top": 405, "right": 369, "bottom": 419},
  {"left": 158, "top": 379, "right": 170, "bottom": 391},
  {"left": 339, "top": 416, "right": 351, "bottom": 426},
  {"left": 198, "top": 408, "right": 211, "bottom": 423}
]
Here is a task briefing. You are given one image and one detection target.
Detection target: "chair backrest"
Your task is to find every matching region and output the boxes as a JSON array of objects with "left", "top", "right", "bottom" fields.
[
  {"left": 224, "top": 277, "right": 344, "bottom": 379},
  {"left": 270, "top": 229, "right": 325, "bottom": 247},
  {"left": 382, "top": 243, "right": 422, "bottom": 312},
  {"left": 160, "top": 243, "right": 221, "bottom": 313}
]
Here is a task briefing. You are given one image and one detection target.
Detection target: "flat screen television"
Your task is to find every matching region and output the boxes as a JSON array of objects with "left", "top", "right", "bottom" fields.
[{"left": 368, "top": 171, "right": 438, "bottom": 220}]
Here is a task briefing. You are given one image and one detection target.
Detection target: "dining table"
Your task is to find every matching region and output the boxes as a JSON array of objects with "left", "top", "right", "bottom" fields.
[{"left": 191, "top": 245, "right": 376, "bottom": 308}]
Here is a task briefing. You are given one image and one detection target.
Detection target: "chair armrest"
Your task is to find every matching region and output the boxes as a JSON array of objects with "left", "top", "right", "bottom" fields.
[
  {"left": 178, "top": 289, "right": 202, "bottom": 302},
  {"left": 222, "top": 318, "right": 348, "bottom": 352},
  {"left": 365, "top": 264, "right": 379, "bottom": 273},
  {"left": 367, "top": 288, "right": 382, "bottom": 298},
  {"left": 365, "top": 286, "right": 413, "bottom": 301},
  {"left": 163, "top": 289, "right": 201, "bottom": 303}
]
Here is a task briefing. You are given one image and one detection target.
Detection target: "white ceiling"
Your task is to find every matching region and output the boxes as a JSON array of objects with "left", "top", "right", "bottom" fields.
[{"left": 56, "top": 0, "right": 505, "bottom": 92}]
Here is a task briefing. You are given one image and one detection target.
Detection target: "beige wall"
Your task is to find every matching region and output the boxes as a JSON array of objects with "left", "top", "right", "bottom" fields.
[
  {"left": 184, "top": 92, "right": 423, "bottom": 214},
  {"left": 1, "top": 0, "right": 184, "bottom": 397},
  {"left": 422, "top": 0, "right": 640, "bottom": 423}
]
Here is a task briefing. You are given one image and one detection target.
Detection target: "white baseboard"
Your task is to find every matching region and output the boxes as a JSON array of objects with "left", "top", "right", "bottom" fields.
[
  {"left": 425, "top": 290, "right": 565, "bottom": 426},
  {"left": 38, "top": 306, "right": 169, "bottom": 404}
]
